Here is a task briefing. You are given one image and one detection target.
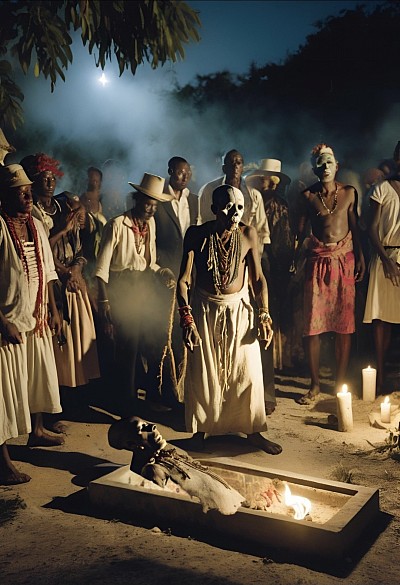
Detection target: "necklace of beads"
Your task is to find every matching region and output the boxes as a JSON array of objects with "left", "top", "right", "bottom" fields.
[
  {"left": 2, "top": 211, "right": 45, "bottom": 335},
  {"left": 130, "top": 216, "right": 149, "bottom": 254},
  {"left": 37, "top": 198, "right": 61, "bottom": 217},
  {"left": 318, "top": 183, "right": 339, "bottom": 215},
  {"left": 207, "top": 225, "right": 242, "bottom": 294}
]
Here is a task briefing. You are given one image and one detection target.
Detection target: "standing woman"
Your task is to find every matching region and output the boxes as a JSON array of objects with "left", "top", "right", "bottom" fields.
[{"left": 21, "top": 154, "right": 100, "bottom": 390}]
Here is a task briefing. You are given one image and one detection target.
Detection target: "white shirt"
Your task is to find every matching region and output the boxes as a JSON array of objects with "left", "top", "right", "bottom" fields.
[
  {"left": 95, "top": 211, "right": 160, "bottom": 284},
  {"left": 166, "top": 181, "right": 191, "bottom": 236}
]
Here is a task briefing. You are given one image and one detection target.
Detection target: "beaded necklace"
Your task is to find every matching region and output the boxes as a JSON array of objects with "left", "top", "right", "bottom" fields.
[
  {"left": 2, "top": 211, "right": 45, "bottom": 335},
  {"left": 37, "top": 197, "right": 61, "bottom": 216},
  {"left": 207, "top": 225, "right": 242, "bottom": 294},
  {"left": 317, "top": 183, "right": 339, "bottom": 215},
  {"left": 130, "top": 215, "right": 149, "bottom": 254}
]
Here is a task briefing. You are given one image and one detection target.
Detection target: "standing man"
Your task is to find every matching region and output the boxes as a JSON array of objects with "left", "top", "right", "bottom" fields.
[
  {"left": 0, "top": 164, "right": 63, "bottom": 484},
  {"left": 296, "top": 144, "right": 365, "bottom": 404},
  {"left": 363, "top": 141, "right": 400, "bottom": 394},
  {"left": 198, "top": 150, "right": 270, "bottom": 256},
  {"left": 177, "top": 184, "right": 282, "bottom": 454},
  {"left": 198, "top": 150, "right": 275, "bottom": 413},
  {"left": 96, "top": 173, "right": 175, "bottom": 413},
  {"left": 155, "top": 156, "right": 198, "bottom": 277}
]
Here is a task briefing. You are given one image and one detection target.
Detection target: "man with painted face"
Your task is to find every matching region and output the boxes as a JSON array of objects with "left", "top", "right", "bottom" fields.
[
  {"left": 177, "top": 184, "right": 282, "bottom": 455},
  {"left": 198, "top": 149, "right": 270, "bottom": 256},
  {"left": 295, "top": 144, "right": 365, "bottom": 404},
  {"left": 96, "top": 173, "right": 176, "bottom": 412}
]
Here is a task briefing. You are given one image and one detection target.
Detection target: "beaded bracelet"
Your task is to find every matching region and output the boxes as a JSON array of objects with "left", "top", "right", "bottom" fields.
[{"left": 178, "top": 305, "right": 194, "bottom": 328}]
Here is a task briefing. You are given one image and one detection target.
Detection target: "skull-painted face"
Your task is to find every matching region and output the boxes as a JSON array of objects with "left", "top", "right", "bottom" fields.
[
  {"left": 213, "top": 185, "right": 244, "bottom": 228},
  {"left": 313, "top": 152, "right": 338, "bottom": 183}
]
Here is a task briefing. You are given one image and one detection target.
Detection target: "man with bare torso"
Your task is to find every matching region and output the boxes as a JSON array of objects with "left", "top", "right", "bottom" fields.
[
  {"left": 296, "top": 144, "right": 365, "bottom": 404},
  {"left": 177, "top": 184, "right": 282, "bottom": 454}
]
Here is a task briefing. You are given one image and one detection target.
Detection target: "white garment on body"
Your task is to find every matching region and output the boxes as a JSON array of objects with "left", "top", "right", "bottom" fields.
[
  {"left": 53, "top": 288, "right": 100, "bottom": 387},
  {"left": 363, "top": 180, "right": 400, "bottom": 324},
  {"left": 0, "top": 218, "right": 61, "bottom": 444},
  {"left": 95, "top": 211, "right": 160, "bottom": 283},
  {"left": 184, "top": 281, "right": 268, "bottom": 435},
  {"left": 166, "top": 181, "right": 191, "bottom": 236},
  {"left": 197, "top": 176, "right": 270, "bottom": 255}
]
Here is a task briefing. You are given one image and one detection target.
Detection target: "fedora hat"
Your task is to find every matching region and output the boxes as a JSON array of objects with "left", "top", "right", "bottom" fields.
[
  {"left": 245, "top": 158, "right": 291, "bottom": 189},
  {"left": 128, "top": 173, "right": 173, "bottom": 202},
  {"left": 0, "top": 164, "right": 33, "bottom": 188}
]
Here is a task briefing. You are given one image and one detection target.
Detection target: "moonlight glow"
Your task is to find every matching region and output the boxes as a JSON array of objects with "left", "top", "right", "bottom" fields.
[{"left": 98, "top": 73, "right": 109, "bottom": 87}]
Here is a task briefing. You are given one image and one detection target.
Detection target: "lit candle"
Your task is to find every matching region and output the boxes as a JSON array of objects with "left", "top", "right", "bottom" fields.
[
  {"left": 362, "top": 365, "right": 376, "bottom": 402},
  {"left": 380, "top": 396, "right": 391, "bottom": 423},
  {"left": 336, "top": 384, "right": 353, "bottom": 432}
]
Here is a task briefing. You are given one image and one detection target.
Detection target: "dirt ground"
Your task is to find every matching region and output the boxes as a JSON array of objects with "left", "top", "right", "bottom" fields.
[{"left": 1, "top": 367, "right": 400, "bottom": 585}]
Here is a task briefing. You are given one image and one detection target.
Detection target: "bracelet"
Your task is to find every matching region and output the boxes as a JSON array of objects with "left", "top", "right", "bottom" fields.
[
  {"left": 178, "top": 305, "right": 194, "bottom": 328},
  {"left": 258, "top": 308, "right": 272, "bottom": 323}
]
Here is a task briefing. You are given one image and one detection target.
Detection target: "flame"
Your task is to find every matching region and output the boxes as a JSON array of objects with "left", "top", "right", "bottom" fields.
[
  {"left": 284, "top": 482, "right": 311, "bottom": 520},
  {"left": 383, "top": 396, "right": 390, "bottom": 405}
]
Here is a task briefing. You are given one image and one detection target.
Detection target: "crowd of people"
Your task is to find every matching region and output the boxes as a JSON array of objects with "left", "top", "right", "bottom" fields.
[{"left": 0, "top": 129, "right": 399, "bottom": 485}]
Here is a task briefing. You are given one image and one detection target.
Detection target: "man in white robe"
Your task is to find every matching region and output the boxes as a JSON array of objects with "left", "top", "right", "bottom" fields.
[
  {"left": 177, "top": 184, "right": 282, "bottom": 454},
  {"left": 0, "top": 164, "right": 62, "bottom": 485}
]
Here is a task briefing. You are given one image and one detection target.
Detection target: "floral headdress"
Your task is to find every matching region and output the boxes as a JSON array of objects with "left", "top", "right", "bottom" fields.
[
  {"left": 21, "top": 152, "right": 64, "bottom": 179},
  {"left": 310, "top": 143, "right": 335, "bottom": 166}
]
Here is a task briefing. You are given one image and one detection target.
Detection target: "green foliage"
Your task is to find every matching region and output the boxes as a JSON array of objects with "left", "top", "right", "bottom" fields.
[{"left": 0, "top": 0, "right": 201, "bottom": 128}]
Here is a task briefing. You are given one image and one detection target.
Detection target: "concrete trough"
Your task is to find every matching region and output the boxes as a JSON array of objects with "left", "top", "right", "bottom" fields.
[{"left": 88, "top": 457, "right": 379, "bottom": 558}]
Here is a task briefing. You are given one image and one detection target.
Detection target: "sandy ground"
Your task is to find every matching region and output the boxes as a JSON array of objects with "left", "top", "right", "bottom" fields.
[{"left": 1, "top": 368, "right": 400, "bottom": 585}]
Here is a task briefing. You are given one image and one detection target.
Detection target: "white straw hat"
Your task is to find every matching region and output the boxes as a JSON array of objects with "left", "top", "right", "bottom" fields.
[
  {"left": 128, "top": 173, "right": 173, "bottom": 202},
  {"left": 0, "top": 164, "right": 33, "bottom": 188},
  {"left": 245, "top": 158, "right": 291, "bottom": 189}
]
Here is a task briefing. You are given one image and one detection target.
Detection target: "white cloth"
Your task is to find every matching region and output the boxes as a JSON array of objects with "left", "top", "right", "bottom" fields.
[
  {"left": 0, "top": 217, "right": 61, "bottom": 443},
  {"left": 197, "top": 176, "right": 270, "bottom": 254},
  {"left": 363, "top": 180, "right": 400, "bottom": 323},
  {"left": 53, "top": 288, "right": 100, "bottom": 387},
  {"left": 95, "top": 211, "right": 160, "bottom": 283},
  {"left": 184, "top": 282, "right": 268, "bottom": 435},
  {"left": 0, "top": 217, "right": 57, "bottom": 332},
  {"left": 166, "top": 181, "right": 191, "bottom": 236}
]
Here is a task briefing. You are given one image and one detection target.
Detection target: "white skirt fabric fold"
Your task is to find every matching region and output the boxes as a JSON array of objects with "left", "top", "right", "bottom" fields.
[
  {"left": 53, "top": 289, "right": 100, "bottom": 387},
  {"left": 185, "top": 285, "right": 267, "bottom": 435}
]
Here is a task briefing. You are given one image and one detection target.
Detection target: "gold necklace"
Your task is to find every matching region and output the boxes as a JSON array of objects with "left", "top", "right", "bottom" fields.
[{"left": 318, "top": 183, "right": 338, "bottom": 214}]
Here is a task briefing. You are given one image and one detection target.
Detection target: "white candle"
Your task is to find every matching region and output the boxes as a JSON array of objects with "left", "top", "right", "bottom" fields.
[
  {"left": 362, "top": 365, "right": 376, "bottom": 402},
  {"left": 380, "top": 396, "right": 391, "bottom": 423},
  {"left": 336, "top": 384, "right": 353, "bottom": 432}
]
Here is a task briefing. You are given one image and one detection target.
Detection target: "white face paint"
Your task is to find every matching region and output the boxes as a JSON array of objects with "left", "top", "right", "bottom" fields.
[
  {"left": 313, "top": 153, "right": 338, "bottom": 182},
  {"left": 220, "top": 187, "right": 245, "bottom": 225}
]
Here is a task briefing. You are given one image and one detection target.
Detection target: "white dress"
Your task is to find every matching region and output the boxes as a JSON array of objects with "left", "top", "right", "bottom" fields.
[{"left": 363, "top": 180, "right": 400, "bottom": 324}]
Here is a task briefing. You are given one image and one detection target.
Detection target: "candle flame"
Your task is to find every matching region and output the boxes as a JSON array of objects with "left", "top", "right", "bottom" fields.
[
  {"left": 342, "top": 384, "right": 348, "bottom": 394},
  {"left": 383, "top": 396, "right": 390, "bottom": 404},
  {"left": 283, "top": 483, "right": 311, "bottom": 520}
]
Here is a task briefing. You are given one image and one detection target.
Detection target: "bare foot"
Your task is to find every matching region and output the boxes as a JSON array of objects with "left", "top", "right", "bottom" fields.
[
  {"left": 27, "top": 432, "right": 64, "bottom": 447},
  {"left": 296, "top": 387, "right": 320, "bottom": 405},
  {"left": 0, "top": 463, "right": 31, "bottom": 485},
  {"left": 265, "top": 401, "right": 276, "bottom": 416},
  {"left": 247, "top": 433, "right": 282, "bottom": 455}
]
